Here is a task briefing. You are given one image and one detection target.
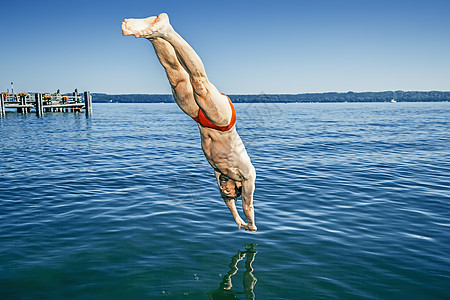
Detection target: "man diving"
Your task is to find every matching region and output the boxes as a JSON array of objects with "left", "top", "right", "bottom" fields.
[{"left": 122, "top": 13, "right": 257, "bottom": 232}]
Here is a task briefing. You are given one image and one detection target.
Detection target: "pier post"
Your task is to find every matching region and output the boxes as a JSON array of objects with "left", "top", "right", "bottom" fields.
[
  {"left": 73, "top": 89, "right": 79, "bottom": 103},
  {"left": 84, "top": 91, "right": 92, "bottom": 116},
  {"left": 19, "top": 96, "right": 27, "bottom": 113},
  {"left": 0, "top": 93, "right": 5, "bottom": 116},
  {"left": 35, "top": 93, "right": 44, "bottom": 117}
]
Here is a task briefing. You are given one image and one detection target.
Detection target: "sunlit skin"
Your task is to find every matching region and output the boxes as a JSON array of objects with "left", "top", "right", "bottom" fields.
[{"left": 122, "top": 13, "right": 257, "bottom": 231}]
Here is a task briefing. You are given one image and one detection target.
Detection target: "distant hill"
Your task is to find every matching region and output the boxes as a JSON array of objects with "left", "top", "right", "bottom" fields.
[{"left": 92, "top": 91, "right": 450, "bottom": 103}]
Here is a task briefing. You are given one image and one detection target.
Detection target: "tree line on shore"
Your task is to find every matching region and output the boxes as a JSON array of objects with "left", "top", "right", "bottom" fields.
[{"left": 92, "top": 91, "right": 450, "bottom": 103}]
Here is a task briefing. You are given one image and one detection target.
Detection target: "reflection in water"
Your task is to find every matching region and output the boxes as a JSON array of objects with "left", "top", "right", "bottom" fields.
[{"left": 208, "top": 244, "right": 258, "bottom": 300}]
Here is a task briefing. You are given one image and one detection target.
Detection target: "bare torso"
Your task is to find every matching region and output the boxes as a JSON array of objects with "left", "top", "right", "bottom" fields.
[{"left": 199, "top": 126, "right": 253, "bottom": 182}]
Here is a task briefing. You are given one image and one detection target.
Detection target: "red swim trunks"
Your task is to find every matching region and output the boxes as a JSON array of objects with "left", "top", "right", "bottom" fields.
[{"left": 192, "top": 95, "right": 236, "bottom": 131}]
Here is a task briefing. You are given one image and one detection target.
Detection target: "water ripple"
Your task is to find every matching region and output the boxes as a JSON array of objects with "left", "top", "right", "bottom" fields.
[{"left": 1, "top": 103, "right": 449, "bottom": 299}]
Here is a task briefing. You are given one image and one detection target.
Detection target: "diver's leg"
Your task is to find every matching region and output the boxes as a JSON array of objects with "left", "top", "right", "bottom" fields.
[
  {"left": 149, "top": 37, "right": 199, "bottom": 117},
  {"left": 122, "top": 13, "right": 232, "bottom": 126}
]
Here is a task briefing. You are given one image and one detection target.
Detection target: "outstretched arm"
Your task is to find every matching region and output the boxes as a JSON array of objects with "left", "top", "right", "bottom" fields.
[
  {"left": 225, "top": 198, "right": 248, "bottom": 231},
  {"left": 215, "top": 171, "right": 247, "bottom": 230},
  {"left": 241, "top": 172, "right": 257, "bottom": 232}
]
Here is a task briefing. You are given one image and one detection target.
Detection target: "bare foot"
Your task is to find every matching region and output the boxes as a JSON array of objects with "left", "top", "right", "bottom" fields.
[{"left": 121, "top": 13, "right": 171, "bottom": 39}]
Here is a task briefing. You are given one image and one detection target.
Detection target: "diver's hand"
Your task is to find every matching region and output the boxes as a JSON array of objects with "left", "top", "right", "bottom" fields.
[
  {"left": 244, "top": 223, "right": 257, "bottom": 232},
  {"left": 235, "top": 217, "right": 247, "bottom": 230}
]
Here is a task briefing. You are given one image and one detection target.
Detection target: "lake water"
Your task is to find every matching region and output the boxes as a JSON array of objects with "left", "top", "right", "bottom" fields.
[{"left": 1, "top": 102, "right": 449, "bottom": 299}]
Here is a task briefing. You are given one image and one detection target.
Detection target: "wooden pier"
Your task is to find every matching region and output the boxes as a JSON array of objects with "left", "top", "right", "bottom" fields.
[{"left": 0, "top": 90, "right": 92, "bottom": 117}]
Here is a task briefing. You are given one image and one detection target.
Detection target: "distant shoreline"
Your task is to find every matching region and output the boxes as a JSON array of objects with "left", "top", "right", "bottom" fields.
[{"left": 92, "top": 91, "right": 450, "bottom": 103}]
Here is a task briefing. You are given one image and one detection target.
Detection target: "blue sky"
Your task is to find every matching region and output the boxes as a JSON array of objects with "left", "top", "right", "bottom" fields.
[{"left": 1, "top": 0, "right": 449, "bottom": 94}]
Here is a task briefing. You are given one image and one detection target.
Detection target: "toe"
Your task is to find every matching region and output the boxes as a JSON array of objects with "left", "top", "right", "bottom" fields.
[{"left": 122, "top": 28, "right": 132, "bottom": 36}]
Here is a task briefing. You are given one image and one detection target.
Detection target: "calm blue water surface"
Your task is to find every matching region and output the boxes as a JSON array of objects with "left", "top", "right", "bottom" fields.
[{"left": 1, "top": 102, "right": 449, "bottom": 299}]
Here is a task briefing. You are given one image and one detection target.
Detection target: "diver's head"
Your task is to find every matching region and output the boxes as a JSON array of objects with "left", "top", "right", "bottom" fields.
[{"left": 219, "top": 174, "right": 242, "bottom": 199}]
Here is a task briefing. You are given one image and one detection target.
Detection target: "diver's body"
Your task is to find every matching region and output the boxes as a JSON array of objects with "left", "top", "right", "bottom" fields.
[{"left": 122, "top": 13, "right": 256, "bottom": 231}]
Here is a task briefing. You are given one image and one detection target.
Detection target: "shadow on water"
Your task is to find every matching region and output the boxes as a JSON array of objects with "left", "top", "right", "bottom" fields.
[{"left": 208, "top": 244, "right": 258, "bottom": 300}]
